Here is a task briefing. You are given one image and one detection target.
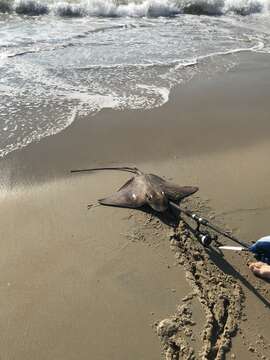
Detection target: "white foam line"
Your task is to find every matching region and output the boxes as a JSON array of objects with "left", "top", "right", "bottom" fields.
[
  {"left": 72, "top": 58, "right": 198, "bottom": 71},
  {"left": 192, "top": 40, "right": 265, "bottom": 63}
]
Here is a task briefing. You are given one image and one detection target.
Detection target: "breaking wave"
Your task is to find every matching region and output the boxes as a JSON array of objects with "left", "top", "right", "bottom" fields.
[
  {"left": 0, "top": 0, "right": 269, "bottom": 17},
  {"left": 14, "top": 0, "right": 49, "bottom": 14}
]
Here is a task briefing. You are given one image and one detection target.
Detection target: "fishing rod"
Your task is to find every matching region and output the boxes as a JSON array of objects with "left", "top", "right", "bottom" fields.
[
  {"left": 170, "top": 201, "right": 270, "bottom": 264},
  {"left": 169, "top": 201, "right": 250, "bottom": 249}
]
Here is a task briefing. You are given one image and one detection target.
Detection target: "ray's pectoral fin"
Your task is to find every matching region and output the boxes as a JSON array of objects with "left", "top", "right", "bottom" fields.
[
  {"left": 164, "top": 183, "right": 199, "bottom": 202},
  {"left": 99, "top": 192, "right": 145, "bottom": 208},
  {"left": 98, "top": 178, "right": 146, "bottom": 209}
]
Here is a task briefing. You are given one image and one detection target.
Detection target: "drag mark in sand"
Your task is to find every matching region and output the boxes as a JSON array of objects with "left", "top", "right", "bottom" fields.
[
  {"left": 124, "top": 199, "right": 244, "bottom": 359},
  {"left": 157, "top": 220, "right": 244, "bottom": 360}
]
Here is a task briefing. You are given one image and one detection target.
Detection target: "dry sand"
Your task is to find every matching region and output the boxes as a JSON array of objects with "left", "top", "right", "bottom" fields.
[{"left": 0, "top": 52, "right": 270, "bottom": 359}]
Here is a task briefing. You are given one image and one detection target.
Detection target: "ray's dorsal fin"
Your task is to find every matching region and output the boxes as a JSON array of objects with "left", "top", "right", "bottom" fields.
[{"left": 70, "top": 166, "right": 142, "bottom": 175}]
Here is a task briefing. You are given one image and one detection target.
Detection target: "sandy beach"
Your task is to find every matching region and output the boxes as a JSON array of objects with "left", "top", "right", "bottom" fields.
[{"left": 1, "top": 51, "right": 270, "bottom": 359}]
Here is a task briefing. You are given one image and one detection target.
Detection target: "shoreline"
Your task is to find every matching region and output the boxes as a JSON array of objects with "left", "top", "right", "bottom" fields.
[
  {"left": 1, "top": 52, "right": 270, "bottom": 188},
  {"left": 1, "top": 51, "right": 270, "bottom": 359}
]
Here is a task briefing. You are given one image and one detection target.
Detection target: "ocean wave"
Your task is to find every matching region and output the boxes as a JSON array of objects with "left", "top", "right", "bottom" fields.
[
  {"left": 0, "top": 0, "right": 269, "bottom": 16},
  {"left": 51, "top": 0, "right": 180, "bottom": 17},
  {"left": 14, "top": 0, "right": 49, "bottom": 14},
  {"left": 54, "top": 2, "right": 86, "bottom": 16},
  {"left": 181, "top": 0, "right": 267, "bottom": 15},
  {"left": 0, "top": 0, "right": 12, "bottom": 11}
]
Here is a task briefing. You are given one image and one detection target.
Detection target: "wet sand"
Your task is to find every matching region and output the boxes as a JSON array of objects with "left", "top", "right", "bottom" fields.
[{"left": 1, "top": 52, "right": 270, "bottom": 359}]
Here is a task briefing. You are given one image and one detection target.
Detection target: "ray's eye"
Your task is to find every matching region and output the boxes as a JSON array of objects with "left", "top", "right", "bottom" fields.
[
  {"left": 147, "top": 194, "right": 153, "bottom": 200},
  {"left": 161, "top": 191, "right": 165, "bottom": 195}
]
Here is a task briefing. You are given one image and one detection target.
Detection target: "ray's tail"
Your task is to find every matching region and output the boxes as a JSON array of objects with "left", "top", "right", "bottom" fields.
[{"left": 70, "top": 166, "right": 142, "bottom": 175}]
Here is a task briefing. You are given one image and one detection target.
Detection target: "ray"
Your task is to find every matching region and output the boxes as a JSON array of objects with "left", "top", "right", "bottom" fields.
[{"left": 71, "top": 166, "right": 199, "bottom": 212}]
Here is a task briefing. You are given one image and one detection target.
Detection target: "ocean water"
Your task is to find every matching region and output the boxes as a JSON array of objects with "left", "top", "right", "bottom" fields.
[{"left": 0, "top": 0, "right": 269, "bottom": 157}]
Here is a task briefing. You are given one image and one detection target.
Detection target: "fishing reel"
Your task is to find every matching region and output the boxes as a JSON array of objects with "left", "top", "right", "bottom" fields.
[
  {"left": 193, "top": 214, "right": 218, "bottom": 247},
  {"left": 180, "top": 211, "right": 218, "bottom": 247},
  {"left": 195, "top": 229, "right": 217, "bottom": 247}
]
